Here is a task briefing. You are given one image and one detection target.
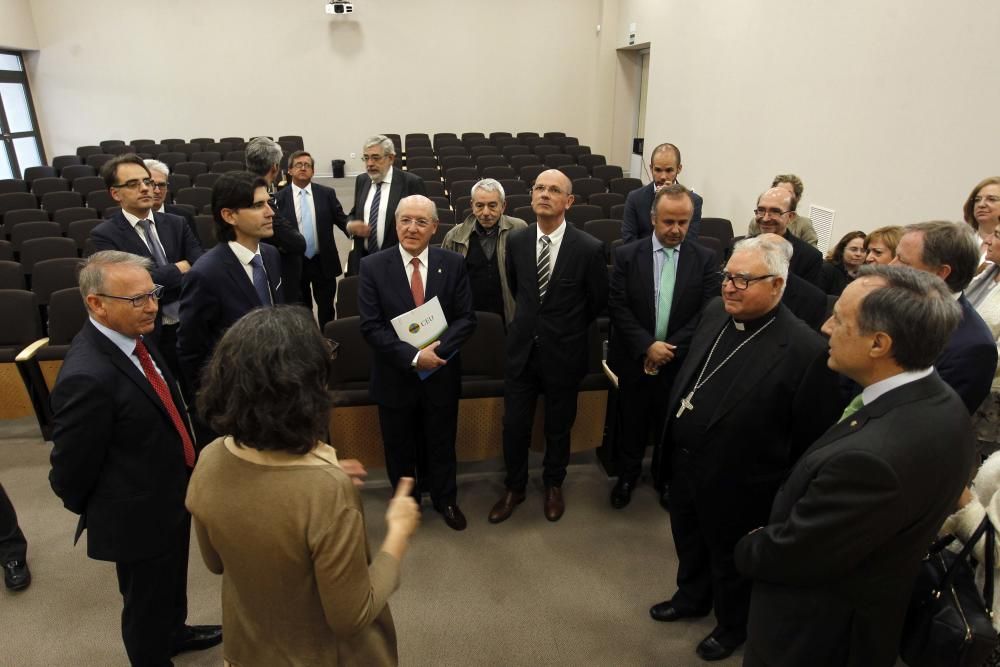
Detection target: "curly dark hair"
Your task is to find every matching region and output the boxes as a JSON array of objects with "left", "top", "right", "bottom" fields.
[{"left": 197, "top": 306, "right": 334, "bottom": 455}]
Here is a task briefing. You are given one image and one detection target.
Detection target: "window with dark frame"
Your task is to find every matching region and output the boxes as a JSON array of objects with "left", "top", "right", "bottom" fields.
[{"left": 0, "top": 50, "right": 45, "bottom": 180}]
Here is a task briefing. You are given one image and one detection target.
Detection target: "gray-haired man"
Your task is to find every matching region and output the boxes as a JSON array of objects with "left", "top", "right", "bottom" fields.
[{"left": 441, "top": 178, "right": 526, "bottom": 323}]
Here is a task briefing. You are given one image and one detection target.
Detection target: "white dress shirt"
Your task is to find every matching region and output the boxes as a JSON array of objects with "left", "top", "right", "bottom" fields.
[
  {"left": 536, "top": 219, "right": 567, "bottom": 276},
  {"left": 364, "top": 168, "right": 394, "bottom": 249},
  {"left": 122, "top": 208, "right": 165, "bottom": 256},
  {"left": 398, "top": 243, "right": 430, "bottom": 366},
  {"left": 227, "top": 240, "right": 266, "bottom": 286},
  {"left": 861, "top": 367, "right": 934, "bottom": 406},
  {"left": 90, "top": 317, "right": 163, "bottom": 378}
]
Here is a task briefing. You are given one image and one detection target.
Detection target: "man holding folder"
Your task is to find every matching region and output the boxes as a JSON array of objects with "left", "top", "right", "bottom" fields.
[{"left": 359, "top": 195, "right": 477, "bottom": 531}]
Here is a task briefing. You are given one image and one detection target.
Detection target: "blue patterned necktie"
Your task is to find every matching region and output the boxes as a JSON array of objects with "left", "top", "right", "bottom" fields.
[
  {"left": 300, "top": 189, "right": 316, "bottom": 259},
  {"left": 137, "top": 219, "right": 179, "bottom": 320},
  {"left": 367, "top": 182, "right": 382, "bottom": 254},
  {"left": 249, "top": 254, "right": 272, "bottom": 306}
]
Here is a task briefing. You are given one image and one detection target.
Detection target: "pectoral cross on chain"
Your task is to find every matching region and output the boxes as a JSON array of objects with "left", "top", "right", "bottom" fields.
[{"left": 676, "top": 391, "right": 695, "bottom": 418}]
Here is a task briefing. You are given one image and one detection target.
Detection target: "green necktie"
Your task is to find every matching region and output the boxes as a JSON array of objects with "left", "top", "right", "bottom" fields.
[
  {"left": 654, "top": 247, "right": 675, "bottom": 341},
  {"left": 839, "top": 394, "right": 864, "bottom": 422}
]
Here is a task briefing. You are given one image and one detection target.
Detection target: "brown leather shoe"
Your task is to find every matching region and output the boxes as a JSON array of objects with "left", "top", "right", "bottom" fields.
[
  {"left": 544, "top": 486, "right": 564, "bottom": 521},
  {"left": 488, "top": 490, "right": 526, "bottom": 524}
]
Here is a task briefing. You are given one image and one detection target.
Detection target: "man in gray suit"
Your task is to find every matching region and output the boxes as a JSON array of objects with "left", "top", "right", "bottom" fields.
[{"left": 735, "top": 265, "right": 974, "bottom": 666}]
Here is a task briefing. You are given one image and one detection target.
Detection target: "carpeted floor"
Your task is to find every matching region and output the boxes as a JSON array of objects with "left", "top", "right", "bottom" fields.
[{"left": 0, "top": 415, "right": 742, "bottom": 666}]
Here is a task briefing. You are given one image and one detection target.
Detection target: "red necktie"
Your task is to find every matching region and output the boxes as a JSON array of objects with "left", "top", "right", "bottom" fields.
[
  {"left": 133, "top": 339, "right": 196, "bottom": 468},
  {"left": 410, "top": 257, "right": 424, "bottom": 306}
]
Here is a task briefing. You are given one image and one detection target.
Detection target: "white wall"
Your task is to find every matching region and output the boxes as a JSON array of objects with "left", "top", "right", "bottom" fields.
[
  {"left": 0, "top": 0, "right": 38, "bottom": 50},
  {"left": 611, "top": 0, "right": 1000, "bottom": 243},
  {"left": 25, "top": 0, "right": 604, "bottom": 174}
]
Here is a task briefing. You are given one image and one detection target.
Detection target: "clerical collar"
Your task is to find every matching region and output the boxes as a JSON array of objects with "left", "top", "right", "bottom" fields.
[
  {"left": 474, "top": 220, "right": 498, "bottom": 237},
  {"left": 732, "top": 304, "right": 781, "bottom": 332}
]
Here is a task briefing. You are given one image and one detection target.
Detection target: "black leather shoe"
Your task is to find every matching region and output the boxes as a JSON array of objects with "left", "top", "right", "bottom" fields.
[
  {"left": 437, "top": 504, "right": 467, "bottom": 531},
  {"left": 610, "top": 478, "right": 635, "bottom": 509},
  {"left": 488, "top": 490, "right": 526, "bottom": 524},
  {"left": 658, "top": 486, "right": 670, "bottom": 511},
  {"left": 3, "top": 559, "right": 30, "bottom": 591},
  {"left": 695, "top": 634, "right": 743, "bottom": 661},
  {"left": 649, "top": 600, "right": 710, "bottom": 623},
  {"left": 171, "top": 624, "right": 222, "bottom": 656}
]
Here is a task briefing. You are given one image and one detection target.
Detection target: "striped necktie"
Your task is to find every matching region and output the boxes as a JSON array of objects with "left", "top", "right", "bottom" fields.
[
  {"left": 367, "top": 182, "right": 382, "bottom": 254},
  {"left": 537, "top": 235, "right": 551, "bottom": 302}
]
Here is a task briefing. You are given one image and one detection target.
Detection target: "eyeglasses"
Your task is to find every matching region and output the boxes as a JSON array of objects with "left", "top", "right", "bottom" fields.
[
  {"left": 361, "top": 154, "right": 388, "bottom": 163},
  {"left": 96, "top": 284, "right": 164, "bottom": 307},
  {"left": 531, "top": 184, "right": 567, "bottom": 196},
  {"left": 290, "top": 161, "right": 313, "bottom": 170},
  {"left": 112, "top": 178, "right": 154, "bottom": 190},
  {"left": 719, "top": 271, "right": 775, "bottom": 290},
  {"left": 974, "top": 195, "right": 1000, "bottom": 205},
  {"left": 753, "top": 207, "right": 790, "bottom": 218},
  {"left": 151, "top": 181, "right": 168, "bottom": 191},
  {"left": 398, "top": 216, "right": 433, "bottom": 229}
]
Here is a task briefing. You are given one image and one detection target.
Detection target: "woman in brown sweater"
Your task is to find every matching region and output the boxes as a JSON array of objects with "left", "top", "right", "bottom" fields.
[{"left": 186, "top": 306, "right": 420, "bottom": 667}]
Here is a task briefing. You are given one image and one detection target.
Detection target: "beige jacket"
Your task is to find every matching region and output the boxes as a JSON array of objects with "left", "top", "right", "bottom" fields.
[
  {"left": 441, "top": 214, "right": 527, "bottom": 323},
  {"left": 747, "top": 213, "right": 819, "bottom": 247}
]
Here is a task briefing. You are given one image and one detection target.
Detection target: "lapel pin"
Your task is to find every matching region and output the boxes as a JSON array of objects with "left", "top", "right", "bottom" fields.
[
  {"left": 437, "top": 268, "right": 442, "bottom": 273},
  {"left": 850, "top": 419, "right": 858, "bottom": 427}
]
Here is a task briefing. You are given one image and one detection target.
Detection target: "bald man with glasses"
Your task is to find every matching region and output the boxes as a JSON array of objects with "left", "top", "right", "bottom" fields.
[
  {"left": 91, "top": 154, "right": 204, "bottom": 384},
  {"left": 345, "top": 135, "right": 426, "bottom": 275}
]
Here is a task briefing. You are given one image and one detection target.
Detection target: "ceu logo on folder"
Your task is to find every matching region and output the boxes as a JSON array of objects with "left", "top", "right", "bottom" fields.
[{"left": 408, "top": 322, "right": 420, "bottom": 334}]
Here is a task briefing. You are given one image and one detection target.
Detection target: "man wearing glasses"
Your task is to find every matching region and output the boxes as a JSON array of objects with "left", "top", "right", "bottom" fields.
[
  {"left": 144, "top": 159, "right": 199, "bottom": 240},
  {"left": 345, "top": 135, "right": 426, "bottom": 275},
  {"left": 750, "top": 186, "right": 823, "bottom": 286},
  {"left": 357, "top": 195, "right": 476, "bottom": 531},
  {"left": 91, "top": 154, "right": 204, "bottom": 385},
  {"left": 489, "top": 169, "right": 608, "bottom": 524},
  {"left": 649, "top": 236, "right": 842, "bottom": 662},
  {"left": 50, "top": 251, "right": 221, "bottom": 666},
  {"left": 275, "top": 150, "right": 350, "bottom": 327}
]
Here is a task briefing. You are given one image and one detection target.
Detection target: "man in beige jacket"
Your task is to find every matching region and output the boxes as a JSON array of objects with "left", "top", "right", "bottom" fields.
[{"left": 441, "top": 178, "right": 526, "bottom": 323}]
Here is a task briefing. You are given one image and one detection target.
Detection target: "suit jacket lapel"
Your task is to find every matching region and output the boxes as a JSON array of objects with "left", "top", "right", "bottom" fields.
[
  {"left": 86, "top": 324, "right": 169, "bottom": 420},
  {"left": 388, "top": 249, "right": 415, "bottom": 309},
  {"left": 671, "top": 243, "right": 696, "bottom": 311},
  {"left": 707, "top": 322, "right": 786, "bottom": 429},
  {"left": 111, "top": 212, "right": 153, "bottom": 259},
  {"left": 548, "top": 223, "right": 576, "bottom": 286},
  {"left": 638, "top": 242, "right": 656, "bottom": 327},
  {"left": 152, "top": 212, "right": 177, "bottom": 261},
  {"left": 219, "top": 244, "right": 260, "bottom": 307},
  {"left": 424, "top": 248, "right": 444, "bottom": 302}
]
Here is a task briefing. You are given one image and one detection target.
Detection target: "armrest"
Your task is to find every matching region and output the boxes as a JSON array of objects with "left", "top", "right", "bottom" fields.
[{"left": 15, "top": 337, "right": 53, "bottom": 440}]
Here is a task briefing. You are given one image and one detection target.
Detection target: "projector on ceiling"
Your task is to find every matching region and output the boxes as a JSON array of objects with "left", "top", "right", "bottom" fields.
[{"left": 326, "top": 1, "right": 353, "bottom": 14}]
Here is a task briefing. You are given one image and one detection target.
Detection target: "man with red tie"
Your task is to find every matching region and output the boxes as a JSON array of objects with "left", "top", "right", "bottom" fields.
[
  {"left": 358, "top": 195, "right": 476, "bottom": 531},
  {"left": 50, "top": 251, "right": 221, "bottom": 666}
]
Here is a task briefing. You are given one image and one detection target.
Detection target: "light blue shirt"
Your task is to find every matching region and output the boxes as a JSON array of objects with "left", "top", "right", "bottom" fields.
[
  {"left": 89, "top": 317, "right": 163, "bottom": 378},
  {"left": 651, "top": 235, "right": 679, "bottom": 308}
]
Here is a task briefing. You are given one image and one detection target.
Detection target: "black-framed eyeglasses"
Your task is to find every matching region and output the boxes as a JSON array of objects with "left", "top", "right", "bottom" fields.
[
  {"left": 112, "top": 178, "right": 154, "bottom": 190},
  {"left": 719, "top": 271, "right": 775, "bottom": 290},
  {"left": 151, "top": 181, "right": 169, "bottom": 190},
  {"left": 290, "top": 161, "right": 314, "bottom": 170},
  {"left": 96, "top": 284, "right": 164, "bottom": 307},
  {"left": 753, "top": 207, "right": 790, "bottom": 218},
  {"left": 361, "top": 154, "right": 388, "bottom": 162}
]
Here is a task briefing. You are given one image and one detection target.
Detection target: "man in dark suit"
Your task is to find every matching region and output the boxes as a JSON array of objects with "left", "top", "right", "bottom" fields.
[
  {"left": 622, "top": 142, "right": 703, "bottom": 243},
  {"left": 358, "top": 195, "right": 476, "bottom": 531},
  {"left": 244, "top": 137, "right": 306, "bottom": 303},
  {"left": 50, "top": 251, "right": 221, "bottom": 666},
  {"left": 892, "top": 220, "right": 997, "bottom": 413},
  {"left": 345, "top": 135, "right": 427, "bottom": 275},
  {"left": 753, "top": 187, "right": 823, "bottom": 286},
  {"left": 735, "top": 265, "right": 974, "bottom": 667},
  {"left": 177, "top": 172, "right": 283, "bottom": 403},
  {"left": 145, "top": 159, "right": 198, "bottom": 239},
  {"left": 758, "top": 233, "right": 829, "bottom": 330},
  {"left": 650, "top": 236, "right": 844, "bottom": 661},
  {"left": 90, "top": 154, "right": 204, "bottom": 384},
  {"left": 275, "top": 150, "right": 349, "bottom": 327},
  {"left": 488, "top": 169, "right": 609, "bottom": 524},
  {"left": 607, "top": 183, "right": 720, "bottom": 509}
]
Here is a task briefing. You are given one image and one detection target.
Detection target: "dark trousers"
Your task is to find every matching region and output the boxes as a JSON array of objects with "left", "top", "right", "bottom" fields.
[
  {"left": 0, "top": 483, "right": 26, "bottom": 562},
  {"left": 114, "top": 517, "right": 190, "bottom": 667},
  {"left": 502, "top": 348, "right": 580, "bottom": 491},
  {"left": 668, "top": 454, "right": 750, "bottom": 644},
  {"left": 616, "top": 373, "right": 670, "bottom": 485},
  {"left": 378, "top": 397, "right": 458, "bottom": 508},
  {"left": 300, "top": 254, "right": 338, "bottom": 328}
]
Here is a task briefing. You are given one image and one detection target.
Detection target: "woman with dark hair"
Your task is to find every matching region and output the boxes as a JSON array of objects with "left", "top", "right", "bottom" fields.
[
  {"left": 964, "top": 176, "right": 1000, "bottom": 265},
  {"left": 818, "top": 230, "right": 866, "bottom": 296},
  {"left": 863, "top": 225, "right": 903, "bottom": 265},
  {"left": 186, "top": 306, "right": 419, "bottom": 667}
]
